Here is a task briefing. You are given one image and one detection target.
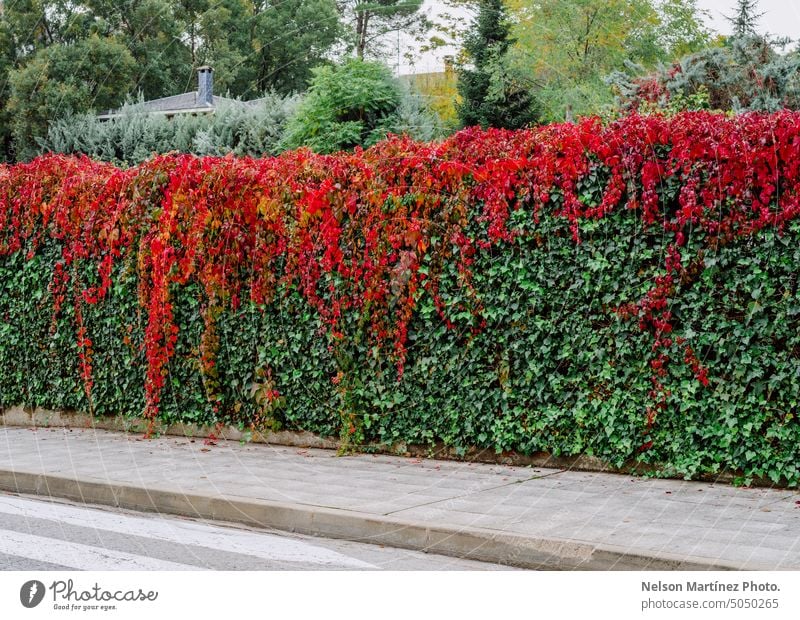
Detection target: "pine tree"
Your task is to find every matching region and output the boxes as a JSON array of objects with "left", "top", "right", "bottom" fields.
[
  {"left": 456, "top": 0, "right": 539, "bottom": 129},
  {"left": 727, "top": 0, "right": 764, "bottom": 37}
]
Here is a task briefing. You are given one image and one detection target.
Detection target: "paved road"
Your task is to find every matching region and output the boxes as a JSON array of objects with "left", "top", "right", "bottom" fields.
[{"left": 0, "top": 493, "right": 515, "bottom": 571}]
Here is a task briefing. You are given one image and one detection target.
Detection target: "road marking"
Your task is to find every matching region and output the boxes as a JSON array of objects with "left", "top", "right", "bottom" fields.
[
  {"left": 0, "top": 495, "right": 375, "bottom": 569},
  {"left": 0, "top": 529, "right": 205, "bottom": 571}
]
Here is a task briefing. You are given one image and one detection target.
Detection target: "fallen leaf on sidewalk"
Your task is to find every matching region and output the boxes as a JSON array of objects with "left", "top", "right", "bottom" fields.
[{"left": 200, "top": 448, "right": 211, "bottom": 453}]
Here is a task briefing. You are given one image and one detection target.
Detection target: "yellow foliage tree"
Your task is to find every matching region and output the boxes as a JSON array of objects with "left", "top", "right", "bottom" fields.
[{"left": 505, "top": 0, "right": 712, "bottom": 121}]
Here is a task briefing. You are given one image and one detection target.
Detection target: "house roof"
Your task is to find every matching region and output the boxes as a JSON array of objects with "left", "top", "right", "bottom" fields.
[{"left": 98, "top": 91, "right": 266, "bottom": 120}]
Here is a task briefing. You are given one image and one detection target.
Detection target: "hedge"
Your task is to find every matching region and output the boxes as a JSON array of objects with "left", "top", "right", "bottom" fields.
[{"left": 1, "top": 111, "right": 800, "bottom": 485}]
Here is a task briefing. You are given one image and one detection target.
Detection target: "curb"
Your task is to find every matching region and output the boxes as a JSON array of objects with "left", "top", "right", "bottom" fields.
[{"left": 0, "top": 468, "right": 757, "bottom": 571}]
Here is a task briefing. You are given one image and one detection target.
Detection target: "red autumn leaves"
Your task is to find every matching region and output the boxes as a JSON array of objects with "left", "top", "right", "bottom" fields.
[{"left": 2, "top": 111, "right": 800, "bottom": 434}]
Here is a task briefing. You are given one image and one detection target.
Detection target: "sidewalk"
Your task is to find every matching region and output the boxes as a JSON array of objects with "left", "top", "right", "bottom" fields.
[{"left": 0, "top": 426, "right": 798, "bottom": 570}]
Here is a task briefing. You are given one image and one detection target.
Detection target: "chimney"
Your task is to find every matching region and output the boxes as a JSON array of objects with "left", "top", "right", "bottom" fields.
[{"left": 197, "top": 66, "right": 213, "bottom": 105}]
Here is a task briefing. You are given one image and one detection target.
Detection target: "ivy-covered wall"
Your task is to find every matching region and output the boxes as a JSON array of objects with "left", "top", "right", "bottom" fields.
[{"left": 1, "top": 112, "right": 799, "bottom": 485}]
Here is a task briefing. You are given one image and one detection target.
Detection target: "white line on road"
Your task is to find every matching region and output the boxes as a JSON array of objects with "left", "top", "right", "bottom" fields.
[
  {"left": 0, "top": 529, "right": 205, "bottom": 571},
  {"left": 0, "top": 495, "right": 375, "bottom": 569}
]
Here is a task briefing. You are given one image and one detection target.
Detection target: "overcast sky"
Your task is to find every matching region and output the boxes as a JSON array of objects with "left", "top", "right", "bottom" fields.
[
  {"left": 700, "top": 0, "right": 800, "bottom": 37},
  {"left": 399, "top": 0, "right": 800, "bottom": 74}
]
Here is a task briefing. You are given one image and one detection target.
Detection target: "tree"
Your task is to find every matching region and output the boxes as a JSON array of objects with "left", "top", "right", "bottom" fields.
[
  {"left": 0, "top": 16, "right": 17, "bottom": 160},
  {"left": 172, "top": 0, "right": 208, "bottom": 65},
  {"left": 337, "top": 0, "right": 427, "bottom": 60},
  {"left": 0, "top": 1, "right": 99, "bottom": 160},
  {"left": 169, "top": 0, "right": 255, "bottom": 96},
  {"left": 192, "top": 0, "right": 254, "bottom": 95},
  {"left": 456, "top": 0, "right": 538, "bottom": 129},
  {"left": 281, "top": 58, "right": 439, "bottom": 153},
  {"left": 617, "top": 0, "right": 800, "bottom": 115},
  {"left": 506, "top": 0, "right": 663, "bottom": 120},
  {"left": 671, "top": 36, "right": 800, "bottom": 112},
  {"left": 250, "top": 0, "right": 343, "bottom": 96},
  {"left": 57, "top": 0, "right": 347, "bottom": 100},
  {"left": 1, "top": 0, "right": 95, "bottom": 50},
  {"left": 611, "top": 26, "right": 800, "bottom": 115},
  {"left": 658, "top": 0, "right": 714, "bottom": 58},
  {"left": 0, "top": 0, "right": 357, "bottom": 160},
  {"left": 8, "top": 35, "right": 137, "bottom": 160},
  {"left": 86, "top": 0, "right": 194, "bottom": 100},
  {"left": 503, "top": 0, "right": 713, "bottom": 122},
  {"left": 727, "top": 0, "right": 764, "bottom": 37}
]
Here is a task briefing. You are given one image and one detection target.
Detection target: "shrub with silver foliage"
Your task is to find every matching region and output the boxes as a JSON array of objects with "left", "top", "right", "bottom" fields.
[{"left": 40, "top": 93, "right": 300, "bottom": 165}]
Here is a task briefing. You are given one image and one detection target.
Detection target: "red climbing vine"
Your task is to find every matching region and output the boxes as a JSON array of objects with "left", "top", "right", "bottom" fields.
[{"left": 2, "top": 111, "right": 800, "bottom": 438}]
